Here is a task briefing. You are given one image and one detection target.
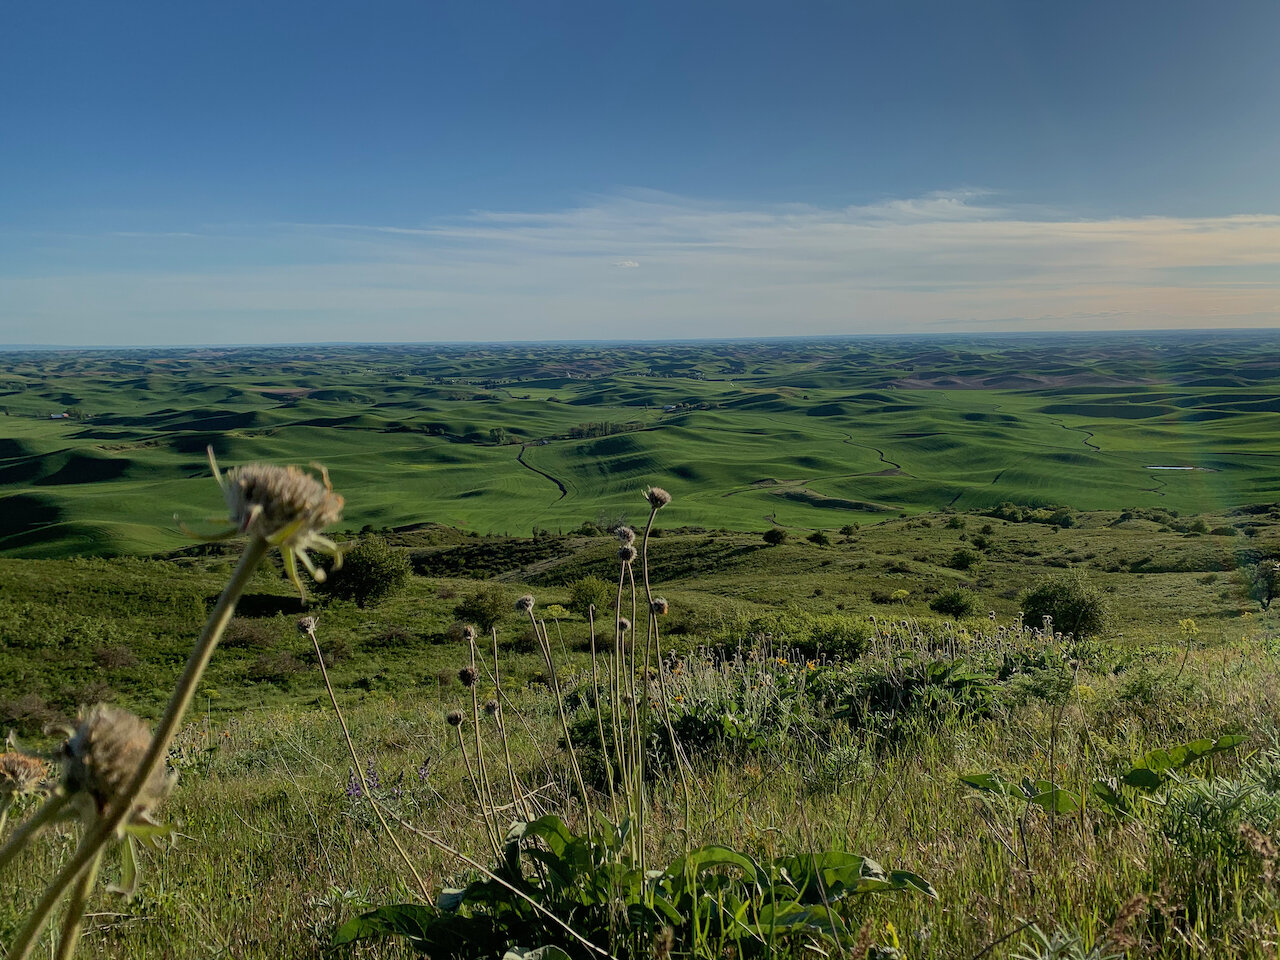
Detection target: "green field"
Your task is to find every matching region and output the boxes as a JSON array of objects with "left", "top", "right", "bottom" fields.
[{"left": 3, "top": 331, "right": 1280, "bottom": 557}]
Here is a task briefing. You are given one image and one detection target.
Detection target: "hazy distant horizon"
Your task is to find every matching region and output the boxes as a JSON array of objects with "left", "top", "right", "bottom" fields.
[{"left": 5, "top": 326, "right": 1280, "bottom": 354}]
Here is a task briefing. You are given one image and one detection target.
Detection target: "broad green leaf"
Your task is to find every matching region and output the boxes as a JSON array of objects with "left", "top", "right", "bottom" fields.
[
  {"left": 333, "top": 904, "right": 437, "bottom": 946},
  {"left": 503, "top": 947, "right": 572, "bottom": 960},
  {"left": 960, "top": 772, "right": 1025, "bottom": 799}
]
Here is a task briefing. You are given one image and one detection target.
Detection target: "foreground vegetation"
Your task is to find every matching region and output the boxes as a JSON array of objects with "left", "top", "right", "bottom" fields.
[{"left": 3, "top": 480, "right": 1280, "bottom": 957}]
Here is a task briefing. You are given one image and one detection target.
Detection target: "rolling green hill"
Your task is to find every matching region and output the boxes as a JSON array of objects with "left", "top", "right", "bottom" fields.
[{"left": 2, "top": 332, "right": 1279, "bottom": 557}]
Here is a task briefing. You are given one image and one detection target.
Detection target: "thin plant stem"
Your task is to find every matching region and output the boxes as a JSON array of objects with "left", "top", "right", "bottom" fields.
[
  {"left": 52, "top": 847, "right": 104, "bottom": 960},
  {"left": 0, "top": 790, "right": 70, "bottom": 877},
  {"left": 8, "top": 536, "right": 270, "bottom": 960},
  {"left": 303, "top": 622, "right": 432, "bottom": 900},
  {"left": 490, "top": 628, "right": 532, "bottom": 821},
  {"left": 467, "top": 639, "right": 503, "bottom": 850},
  {"left": 525, "top": 609, "right": 593, "bottom": 839},
  {"left": 587, "top": 605, "right": 620, "bottom": 822},
  {"left": 638, "top": 506, "right": 692, "bottom": 833},
  {"left": 453, "top": 725, "right": 501, "bottom": 860}
]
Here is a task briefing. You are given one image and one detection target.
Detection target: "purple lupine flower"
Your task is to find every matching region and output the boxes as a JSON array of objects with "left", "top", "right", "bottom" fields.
[
  {"left": 365, "top": 759, "right": 381, "bottom": 791},
  {"left": 417, "top": 759, "right": 431, "bottom": 782},
  {"left": 346, "top": 767, "right": 363, "bottom": 799}
]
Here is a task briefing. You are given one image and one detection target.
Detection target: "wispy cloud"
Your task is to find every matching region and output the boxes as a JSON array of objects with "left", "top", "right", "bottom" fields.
[{"left": 3, "top": 191, "right": 1279, "bottom": 343}]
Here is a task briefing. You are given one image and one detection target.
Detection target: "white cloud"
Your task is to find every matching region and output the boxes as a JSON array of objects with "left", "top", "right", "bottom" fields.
[{"left": 3, "top": 191, "right": 1279, "bottom": 343}]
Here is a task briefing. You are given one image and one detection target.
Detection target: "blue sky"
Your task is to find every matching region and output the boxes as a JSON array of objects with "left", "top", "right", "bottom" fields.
[{"left": 3, "top": 0, "right": 1279, "bottom": 344}]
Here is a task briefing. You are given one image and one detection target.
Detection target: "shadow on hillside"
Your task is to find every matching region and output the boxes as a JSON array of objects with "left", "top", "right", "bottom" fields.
[{"left": 223, "top": 593, "right": 308, "bottom": 618}]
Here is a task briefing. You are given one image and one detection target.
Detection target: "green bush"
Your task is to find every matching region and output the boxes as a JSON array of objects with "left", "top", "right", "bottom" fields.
[
  {"left": 762, "top": 527, "right": 788, "bottom": 546},
  {"left": 930, "top": 589, "right": 974, "bottom": 618},
  {"left": 453, "top": 584, "right": 511, "bottom": 633},
  {"left": 567, "top": 575, "right": 613, "bottom": 617},
  {"left": 1020, "top": 570, "right": 1110, "bottom": 638},
  {"left": 806, "top": 530, "right": 830, "bottom": 546},
  {"left": 316, "top": 537, "right": 410, "bottom": 607},
  {"left": 948, "top": 547, "right": 979, "bottom": 571}
]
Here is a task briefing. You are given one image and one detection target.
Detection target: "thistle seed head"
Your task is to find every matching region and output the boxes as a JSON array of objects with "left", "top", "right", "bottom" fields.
[
  {"left": 207, "top": 449, "right": 344, "bottom": 597},
  {"left": 651, "top": 597, "right": 669, "bottom": 615},
  {"left": 0, "top": 751, "right": 50, "bottom": 796},
  {"left": 618, "top": 617, "right": 631, "bottom": 633},
  {"left": 461, "top": 624, "right": 477, "bottom": 642},
  {"left": 515, "top": 594, "right": 535, "bottom": 614},
  {"left": 618, "top": 544, "right": 637, "bottom": 563},
  {"left": 296, "top": 616, "right": 319, "bottom": 636},
  {"left": 221, "top": 462, "right": 343, "bottom": 543},
  {"left": 62, "top": 705, "right": 174, "bottom": 820},
  {"left": 483, "top": 699, "right": 499, "bottom": 716},
  {"left": 615, "top": 526, "right": 636, "bottom": 545},
  {"left": 643, "top": 487, "right": 671, "bottom": 509},
  {"left": 445, "top": 709, "right": 465, "bottom": 727},
  {"left": 458, "top": 665, "right": 479, "bottom": 688}
]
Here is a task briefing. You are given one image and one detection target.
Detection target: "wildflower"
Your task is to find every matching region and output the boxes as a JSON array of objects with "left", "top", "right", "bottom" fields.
[
  {"left": 200, "top": 449, "right": 344, "bottom": 597},
  {"left": 445, "top": 710, "right": 465, "bottom": 727},
  {"left": 62, "top": 705, "right": 174, "bottom": 822},
  {"left": 618, "top": 544, "right": 637, "bottom": 563},
  {"left": 0, "top": 752, "right": 49, "bottom": 796},
  {"left": 806, "top": 660, "right": 817, "bottom": 671},
  {"left": 461, "top": 624, "right": 477, "bottom": 642},
  {"left": 346, "top": 767, "right": 363, "bottom": 799},
  {"left": 644, "top": 487, "right": 672, "bottom": 509},
  {"left": 458, "top": 665, "right": 479, "bottom": 688},
  {"left": 650, "top": 597, "right": 669, "bottom": 615},
  {"left": 618, "top": 617, "right": 631, "bottom": 633},
  {"left": 615, "top": 526, "right": 636, "bottom": 545},
  {"left": 416, "top": 759, "right": 431, "bottom": 782},
  {"left": 515, "top": 594, "right": 535, "bottom": 614},
  {"left": 296, "top": 616, "right": 318, "bottom": 635},
  {"left": 365, "top": 759, "right": 381, "bottom": 791},
  {"left": 483, "top": 699, "right": 499, "bottom": 716}
]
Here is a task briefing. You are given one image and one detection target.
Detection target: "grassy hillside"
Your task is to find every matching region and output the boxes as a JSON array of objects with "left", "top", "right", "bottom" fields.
[{"left": 3, "top": 502, "right": 1280, "bottom": 958}]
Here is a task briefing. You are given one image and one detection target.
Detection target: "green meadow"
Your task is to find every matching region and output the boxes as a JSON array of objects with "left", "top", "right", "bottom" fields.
[{"left": 3, "top": 331, "right": 1280, "bottom": 557}]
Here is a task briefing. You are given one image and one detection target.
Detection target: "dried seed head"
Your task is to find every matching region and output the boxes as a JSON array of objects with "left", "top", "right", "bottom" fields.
[
  {"left": 483, "top": 699, "right": 499, "bottom": 716},
  {"left": 296, "top": 616, "right": 319, "bottom": 636},
  {"left": 644, "top": 487, "right": 671, "bottom": 509},
  {"left": 206, "top": 450, "right": 344, "bottom": 597},
  {"left": 650, "top": 597, "right": 669, "bottom": 615},
  {"left": 221, "top": 462, "right": 343, "bottom": 544},
  {"left": 62, "top": 705, "right": 174, "bottom": 820},
  {"left": 618, "top": 617, "right": 631, "bottom": 633},
  {"left": 445, "top": 710, "right": 465, "bottom": 727},
  {"left": 461, "top": 624, "right": 477, "bottom": 642},
  {"left": 615, "top": 526, "right": 636, "bottom": 545},
  {"left": 618, "top": 544, "right": 637, "bottom": 563},
  {"left": 0, "top": 752, "right": 50, "bottom": 796},
  {"left": 515, "top": 594, "right": 535, "bottom": 614},
  {"left": 458, "top": 665, "right": 479, "bottom": 688}
]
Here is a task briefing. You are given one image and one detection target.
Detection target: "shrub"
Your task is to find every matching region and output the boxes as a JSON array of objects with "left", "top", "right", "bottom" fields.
[
  {"left": 1244, "top": 560, "right": 1280, "bottom": 611},
  {"left": 807, "top": 530, "right": 830, "bottom": 546},
  {"left": 948, "top": 547, "right": 979, "bottom": 571},
  {"left": 1020, "top": 571, "right": 1110, "bottom": 638},
  {"left": 930, "top": 589, "right": 974, "bottom": 618},
  {"left": 762, "top": 527, "right": 788, "bottom": 546},
  {"left": 318, "top": 537, "right": 411, "bottom": 607},
  {"left": 567, "top": 575, "right": 613, "bottom": 617},
  {"left": 453, "top": 585, "right": 510, "bottom": 633}
]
